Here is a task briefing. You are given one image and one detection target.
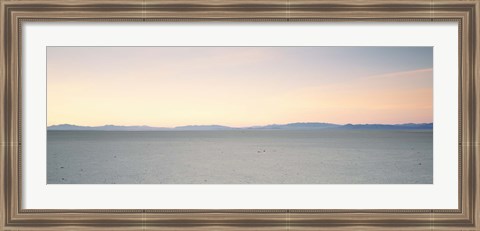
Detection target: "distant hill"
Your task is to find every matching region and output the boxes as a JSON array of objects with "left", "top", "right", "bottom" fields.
[
  {"left": 48, "top": 122, "right": 433, "bottom": 131},
  {"left": 339, "top": 123, "right": 433, "bottom": 130},
  {"left": 48, "top": 124, "right": 89, "bottom": 130},
  {"left": 174, "top": 125, "right": 233, "bottom": 130},
  {"left": 48, "top": 124, "right": 168, "bottom": 131},
  {"left": 247, "top": 122, "right": 339, "bottom": 130}
]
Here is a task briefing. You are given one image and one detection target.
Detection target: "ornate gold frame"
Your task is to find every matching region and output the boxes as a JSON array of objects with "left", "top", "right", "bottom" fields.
[{"left": 1, "top": 0, "right": 479, "bottom": 230}]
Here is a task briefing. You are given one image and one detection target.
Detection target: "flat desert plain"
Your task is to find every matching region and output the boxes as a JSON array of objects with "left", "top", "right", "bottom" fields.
[{"left": 47, "top": 129, "right": 432, "bottom": 184}]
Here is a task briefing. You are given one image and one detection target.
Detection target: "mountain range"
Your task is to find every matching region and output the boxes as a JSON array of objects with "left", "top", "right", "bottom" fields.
[{"left": 47, "top": 122, "right": 433, "bottom": 131}]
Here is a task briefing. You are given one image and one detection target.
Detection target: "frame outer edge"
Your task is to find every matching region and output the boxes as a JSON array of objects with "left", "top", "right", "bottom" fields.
[
  {"left": 1, "top": 0, "right": 480, "bottom": 230},
  {"left": 1, "top": 1, "right": 6, "bottom": 230},
  {"left": 463, "top": 0, "right": 479, "bottom": 228}
]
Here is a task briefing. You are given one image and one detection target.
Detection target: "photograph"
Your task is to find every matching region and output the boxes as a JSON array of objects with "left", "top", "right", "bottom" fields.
[{"left": 46, "top": 46, "right": 433, "bottom": 184}]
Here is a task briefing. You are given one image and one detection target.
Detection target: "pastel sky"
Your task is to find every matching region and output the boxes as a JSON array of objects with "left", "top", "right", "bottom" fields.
[{"left": 47, "top": 47, "right": 433, "bottom": 127}]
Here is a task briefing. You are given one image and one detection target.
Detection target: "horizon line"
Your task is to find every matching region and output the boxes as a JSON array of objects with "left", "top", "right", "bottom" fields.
[{"left": 47, "top": 121, "right": 434, "bottom": 129}]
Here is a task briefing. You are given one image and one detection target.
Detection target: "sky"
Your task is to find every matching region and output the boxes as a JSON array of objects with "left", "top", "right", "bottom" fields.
[{"left": 47, "top": 47, "right": 433, "bottom": 127}]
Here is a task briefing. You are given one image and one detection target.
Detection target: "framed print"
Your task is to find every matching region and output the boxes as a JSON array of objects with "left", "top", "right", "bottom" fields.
[{"left": 1, "top": 0, "right": 479, "bottom": 230}]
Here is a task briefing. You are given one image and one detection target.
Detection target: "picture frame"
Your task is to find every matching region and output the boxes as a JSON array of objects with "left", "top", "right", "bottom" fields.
[{"left": 1, "top": 0, "right": 479, "bottom": 230}]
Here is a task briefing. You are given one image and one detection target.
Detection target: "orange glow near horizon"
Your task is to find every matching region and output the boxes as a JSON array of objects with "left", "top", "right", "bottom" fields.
[{"left": 47, "top": 47, "right": 433, "bottom": 127}]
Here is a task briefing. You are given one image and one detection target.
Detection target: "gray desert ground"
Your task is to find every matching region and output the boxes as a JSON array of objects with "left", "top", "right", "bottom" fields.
[{"left": 47, "top": 129, "right": 433, "bottom": 184}]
